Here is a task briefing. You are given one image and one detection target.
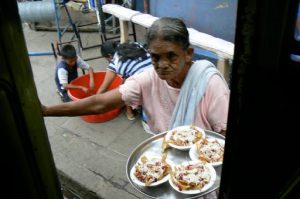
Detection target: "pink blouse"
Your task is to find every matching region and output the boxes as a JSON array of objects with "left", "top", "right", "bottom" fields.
[{"left": 119, "top": 68, "right": 229, "bottom": 134}]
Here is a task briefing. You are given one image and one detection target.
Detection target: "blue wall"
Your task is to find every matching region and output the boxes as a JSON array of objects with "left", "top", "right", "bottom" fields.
[{"left": 137, "top": 0, "right": 237, "bottom": 43}]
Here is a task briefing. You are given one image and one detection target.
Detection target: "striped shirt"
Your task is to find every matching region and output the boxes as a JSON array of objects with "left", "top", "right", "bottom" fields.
[{"left": 107, "top": 48, "right": 153, "bottom": 79}]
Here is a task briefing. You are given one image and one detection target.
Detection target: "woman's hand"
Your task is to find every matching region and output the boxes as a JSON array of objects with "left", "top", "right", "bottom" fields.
[
  {"left": 41, "top": 104, "right": 48, "bottom": 116},
  {"left": 219, "top": 130, "right": 226, "bottom": 137}
]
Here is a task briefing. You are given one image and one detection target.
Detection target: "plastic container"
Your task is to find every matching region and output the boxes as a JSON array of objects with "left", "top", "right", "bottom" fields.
[{"left": 68, "top": 71, "right": 123, "bottom": 123}]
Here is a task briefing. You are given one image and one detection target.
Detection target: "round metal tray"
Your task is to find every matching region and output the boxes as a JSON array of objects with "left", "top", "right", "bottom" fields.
[{"left": 126, "top": 130, "right": 225, "bottom": 199}]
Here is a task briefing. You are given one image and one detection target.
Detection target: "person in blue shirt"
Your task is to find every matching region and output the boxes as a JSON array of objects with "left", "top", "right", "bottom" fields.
[
  {"left": 96, "top": 41, "right": 153, "bottom": 120},
  {"left": 55, "top": 44, "right": 95, "bottom": 102}
]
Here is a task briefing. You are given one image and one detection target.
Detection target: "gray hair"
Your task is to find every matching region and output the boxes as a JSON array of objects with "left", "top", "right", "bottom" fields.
[{"left": 146, "top": 17, "right": 190, "bottom": 49}]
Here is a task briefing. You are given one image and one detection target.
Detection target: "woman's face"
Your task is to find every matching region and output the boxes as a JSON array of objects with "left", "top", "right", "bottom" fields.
[{"left": 148, "top": 38, "right": 193, "bottom": 81}]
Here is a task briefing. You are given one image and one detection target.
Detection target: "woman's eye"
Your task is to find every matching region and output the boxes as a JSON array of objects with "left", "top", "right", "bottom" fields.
[{"left": 167, "top": 53, "right": 177, "bottom": 61}]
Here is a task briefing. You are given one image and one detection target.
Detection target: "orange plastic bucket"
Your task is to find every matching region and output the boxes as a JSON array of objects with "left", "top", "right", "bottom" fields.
[{"left": 68, "top": 71, "right": 123, "bottom": 123}]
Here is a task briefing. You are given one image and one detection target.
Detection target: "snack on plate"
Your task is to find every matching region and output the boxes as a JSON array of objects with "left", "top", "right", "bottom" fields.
[
  {"left": 170, "top": 162, "right": 213, "bottom": 191},
  {"left": 197, "top": 138, "right": 224, "bottom": 164},
  {"left": 134, "top": 156, "right": 171, "bottom": 186},
  {"left": 169, "top": 125, "right": 204, "bottom": 147}
]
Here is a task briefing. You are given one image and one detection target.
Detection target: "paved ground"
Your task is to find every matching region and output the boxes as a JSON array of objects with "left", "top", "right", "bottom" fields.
[{"left": 23, "top": 19, "right": 151, "bottom": 199}]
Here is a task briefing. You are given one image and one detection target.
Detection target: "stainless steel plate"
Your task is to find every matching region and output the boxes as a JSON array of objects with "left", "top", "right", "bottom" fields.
[{"left": 126, "top": 130, "right": 225, "bottom": 199}]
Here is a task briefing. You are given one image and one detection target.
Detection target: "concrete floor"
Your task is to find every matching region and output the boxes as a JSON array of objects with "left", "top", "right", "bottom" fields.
[{"left": 23, "top": 22, "right": 151, "bottom": 199}]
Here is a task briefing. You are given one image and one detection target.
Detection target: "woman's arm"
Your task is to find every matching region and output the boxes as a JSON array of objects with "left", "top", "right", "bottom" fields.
[
  {"left": 43, "top": 88, "right": 124, "bottom": 116},
  {"left": 96, "top": 70, "right": 117, "bottom": 94}
]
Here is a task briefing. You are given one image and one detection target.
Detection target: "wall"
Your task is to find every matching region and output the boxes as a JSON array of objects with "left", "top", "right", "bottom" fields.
[{"left": 137, "top": 0, "right": 237, "bottom": 42}]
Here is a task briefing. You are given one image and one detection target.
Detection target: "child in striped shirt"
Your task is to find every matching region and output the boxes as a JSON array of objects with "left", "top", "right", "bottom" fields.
[{"left": 97, "top": 41, "right": 153, "bottom": 120}]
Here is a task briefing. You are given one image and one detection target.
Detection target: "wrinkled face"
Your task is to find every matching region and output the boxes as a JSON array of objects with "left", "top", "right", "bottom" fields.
[
  {"left": 64, "top": 57, "right": 77, "bottom": 67},
  {"left": 148, "top": 38, "right": 193, "bottom": 81}
]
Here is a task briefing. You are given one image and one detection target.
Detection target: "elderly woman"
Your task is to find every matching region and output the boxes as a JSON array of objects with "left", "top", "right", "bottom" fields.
[{"left": 43, "top": 17, "right": 229, "bottom": 136}]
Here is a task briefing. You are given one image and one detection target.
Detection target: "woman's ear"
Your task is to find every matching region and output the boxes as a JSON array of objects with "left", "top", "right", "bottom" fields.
[{"left": 185, "top": 47, "right": 194, "bottom": 62}]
